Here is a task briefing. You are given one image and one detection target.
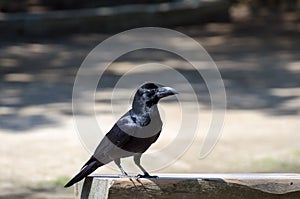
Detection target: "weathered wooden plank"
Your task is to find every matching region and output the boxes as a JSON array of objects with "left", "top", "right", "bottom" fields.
[{"left": 75, "top": 173, "right": 300, "bottom": 199}]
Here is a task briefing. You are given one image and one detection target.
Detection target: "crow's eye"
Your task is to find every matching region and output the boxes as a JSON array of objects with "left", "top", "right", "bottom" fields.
[
  {"left": 143, "top": 90, "right": 155, "bottom": 99},
  {"left": 147, "top": 90, "right": 156, "bottom": 96}
]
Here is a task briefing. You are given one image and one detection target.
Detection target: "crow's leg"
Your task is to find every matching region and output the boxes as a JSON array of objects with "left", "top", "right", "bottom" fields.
[
  {"left": 133, "top": 154, "right": 158, "bottom": 178},
  {"left": 114, "top": 159, "right": 128, "bottom": 177}
]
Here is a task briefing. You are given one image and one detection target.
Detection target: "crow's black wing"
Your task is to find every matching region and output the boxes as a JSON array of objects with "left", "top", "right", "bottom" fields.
[{"left": 92, "top": 112, "right": 138, "bottom": 163}]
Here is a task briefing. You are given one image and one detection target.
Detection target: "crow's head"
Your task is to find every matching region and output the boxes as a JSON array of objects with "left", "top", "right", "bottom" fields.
[{"left": 133, "top": 82, "right": 178, "bottom": 108}]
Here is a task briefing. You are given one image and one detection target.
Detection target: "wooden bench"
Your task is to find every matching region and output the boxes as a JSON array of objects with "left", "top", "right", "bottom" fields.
[{"left": 75, "top": 173, "right": 300, "bottom": 199}]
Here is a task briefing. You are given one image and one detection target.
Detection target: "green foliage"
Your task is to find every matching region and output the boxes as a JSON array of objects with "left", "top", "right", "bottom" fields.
[
  {"left": 52, "top": 176, "right": 71, "bottom": 187},
  {"left": 254, "top": 156, "right": 300, "bottom": 173},
  {"left": 293, "top": 151, "right": 300, "bottom": 158},
  {"left": 0, "top": 0, "right": 175, "bottom": 13}
]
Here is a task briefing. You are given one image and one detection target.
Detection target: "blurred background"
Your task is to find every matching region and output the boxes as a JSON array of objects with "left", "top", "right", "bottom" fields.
[{"left": 1, "top": 0, "right": 300, "bottom": 198}]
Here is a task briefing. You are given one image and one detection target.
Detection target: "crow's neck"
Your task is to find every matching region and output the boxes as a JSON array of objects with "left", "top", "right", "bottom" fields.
[
  {"left": 132, "top": 102, "right": 151, "bottom": 116},
  {"left": 131, "top": 98, "right": 158, "bottom": 126}
]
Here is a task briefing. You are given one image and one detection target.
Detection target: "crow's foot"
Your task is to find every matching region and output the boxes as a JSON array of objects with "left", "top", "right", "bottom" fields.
[{"left": 136, "top": 173, "right": 158, "bottom": 178}]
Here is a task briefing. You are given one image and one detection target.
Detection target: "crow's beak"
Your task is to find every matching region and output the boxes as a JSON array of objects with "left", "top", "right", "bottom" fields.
[{"left": 156, "top": 87, "right": 178, "bottom": 99}]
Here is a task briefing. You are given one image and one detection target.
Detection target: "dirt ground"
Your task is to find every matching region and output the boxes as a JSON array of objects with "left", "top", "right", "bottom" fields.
[{"left": 1, "top": 9, "right": 300, "bottom": 198}]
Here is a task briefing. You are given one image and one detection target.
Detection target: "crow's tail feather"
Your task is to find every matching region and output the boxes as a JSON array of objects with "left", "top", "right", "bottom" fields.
[{"left": 64, "top": 158, "right": 102, "bottom": 188}]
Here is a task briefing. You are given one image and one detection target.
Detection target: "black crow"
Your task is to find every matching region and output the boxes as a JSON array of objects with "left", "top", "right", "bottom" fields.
[{"left": 64, "top": 82, "right": 177, "bottom": 187}]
